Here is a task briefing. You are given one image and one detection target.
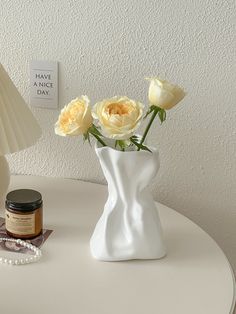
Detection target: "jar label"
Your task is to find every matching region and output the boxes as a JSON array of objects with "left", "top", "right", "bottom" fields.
[{"left": 5, "top": 211, "right": 35, "bottom": 235}]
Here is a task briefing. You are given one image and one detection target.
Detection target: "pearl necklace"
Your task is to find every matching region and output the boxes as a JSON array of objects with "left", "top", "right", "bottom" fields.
[{"left": 0, "top": 237, "right": 42, "bottom": 265}]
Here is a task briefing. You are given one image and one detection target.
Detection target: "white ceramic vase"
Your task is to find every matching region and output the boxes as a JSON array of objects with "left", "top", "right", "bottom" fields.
[{"left": 90, "top": 144, "right": 166, "bottom": 261}]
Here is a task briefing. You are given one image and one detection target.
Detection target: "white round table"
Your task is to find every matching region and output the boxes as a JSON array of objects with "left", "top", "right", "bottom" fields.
[{"left": 0, "top": 175, "right": 235, "bottom": 314}]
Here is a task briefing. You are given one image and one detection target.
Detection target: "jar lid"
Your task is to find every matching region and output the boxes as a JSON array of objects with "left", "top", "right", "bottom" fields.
[{"left": 6, "top": 189, "right": 42, "bottom": 212}]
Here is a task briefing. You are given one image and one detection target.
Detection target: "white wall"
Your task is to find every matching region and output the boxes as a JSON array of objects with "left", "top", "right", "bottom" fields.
[{"left": 1, "top": 0, "right": 236, "bottom": 269}]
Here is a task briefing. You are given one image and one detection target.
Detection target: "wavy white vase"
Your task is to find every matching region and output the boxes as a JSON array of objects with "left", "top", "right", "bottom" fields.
[{"left": 90, "top": 144, "right": 166, "bottom": 261}]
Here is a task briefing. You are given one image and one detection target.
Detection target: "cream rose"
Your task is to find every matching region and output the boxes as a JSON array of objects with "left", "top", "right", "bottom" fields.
[
  {"left": 55, "top": 95, "right": 93, "bottom": 136},
  {"left": 147, "top": 78, "right": 185, "bottom": 110},
  {"left": 92, "top": 96, "right": 144, "bottom": 140}
]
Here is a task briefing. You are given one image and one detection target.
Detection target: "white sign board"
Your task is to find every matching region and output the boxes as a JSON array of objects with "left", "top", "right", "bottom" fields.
[{"left": 30, "top": 60, "right": 58, "bottom": 109}]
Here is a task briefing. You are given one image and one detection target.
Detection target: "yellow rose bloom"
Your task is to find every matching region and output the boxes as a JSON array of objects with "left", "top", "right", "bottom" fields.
[
  {"left": 55, "top": 96, "right": 93, "bottom": 136},
  {"left": 92, "top": 96, "right": 144, "bottom": 140},
  {"left": 147, "top": 78, "right": 185, "bottom": 110}
]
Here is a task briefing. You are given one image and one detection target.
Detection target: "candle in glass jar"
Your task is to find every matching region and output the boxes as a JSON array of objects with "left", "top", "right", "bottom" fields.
[{"left": 5, "top": 189, "right": 43, "bottom": 239}]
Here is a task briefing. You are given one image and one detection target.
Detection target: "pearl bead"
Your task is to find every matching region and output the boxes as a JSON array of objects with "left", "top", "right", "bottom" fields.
[{"left": 0, "top": 238, "right": 42, "bottom": 266}]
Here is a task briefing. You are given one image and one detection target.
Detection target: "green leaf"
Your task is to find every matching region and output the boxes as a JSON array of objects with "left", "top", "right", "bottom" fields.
[
  {"left": 130, "top": 137, "right": 140, "bottom": 146},
  {"left": 130, "top": 137, "right": 152, "bottom": 152},
  {"left": 158, "top": 109, "right": 166, "bottom": 123},
  {"left": 150, "top": 105, "right": 159, "bottom": 111},
  {"left": 143, "top": 105, "right": 157, "bottom": 119},
  {"left": 83, "top": 132, "right": 91, "bottom": 146},
  {"left": 116, "top": 140, "right": 131, "bottom": 151},
  {"left": 83, "top": 133, "right": 88, "bottom": 141},
  {"left": 140, "top": 144, "right": 152, "bottom": 153},
  {"left": 130, "top": 135, "right": 140, "bottom": 143}
]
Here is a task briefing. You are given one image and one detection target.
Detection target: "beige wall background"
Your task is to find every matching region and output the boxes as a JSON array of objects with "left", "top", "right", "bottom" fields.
[{"left": 1, "top": 0, "right": 236, "bottom": 269}]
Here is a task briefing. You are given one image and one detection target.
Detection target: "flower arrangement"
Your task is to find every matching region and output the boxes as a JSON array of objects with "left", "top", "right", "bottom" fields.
[
  {"left": 55, "top": 77, "right": 186, "bottom": 261},
  {"left": 55, "top": 78, "right": 185, "bottom": 151}
]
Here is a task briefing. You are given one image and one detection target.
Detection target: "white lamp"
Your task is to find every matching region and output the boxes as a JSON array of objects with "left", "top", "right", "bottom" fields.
[{"left": 0, "top": 63, "right": 42, "bottom": 201}]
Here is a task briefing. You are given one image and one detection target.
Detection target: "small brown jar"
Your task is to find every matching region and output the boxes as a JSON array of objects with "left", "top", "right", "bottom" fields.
[{"left": 5, "top": 189, "right": 43, "bottom": 239}]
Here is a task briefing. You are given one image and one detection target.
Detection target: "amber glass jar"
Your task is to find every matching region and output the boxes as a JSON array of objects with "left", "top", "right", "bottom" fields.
[{"left": 5, "top": 189, "right": 43, "bottom": 239}]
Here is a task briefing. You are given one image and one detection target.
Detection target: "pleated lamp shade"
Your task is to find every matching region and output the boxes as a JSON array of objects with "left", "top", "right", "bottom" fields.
[
  {"left": 0, "top": 63, "right": 42, "bottom": 202},
  {"left": 0, "top": 63, "right": 42, "bottom": 155}
]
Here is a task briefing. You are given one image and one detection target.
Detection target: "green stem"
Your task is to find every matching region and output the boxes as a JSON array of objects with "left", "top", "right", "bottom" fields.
[
  {"left": 138, "top": 108, "right": 158, "bottom": 151},
  {"left": 90, "top": 132, "right": 107, "bottom": 147}
]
